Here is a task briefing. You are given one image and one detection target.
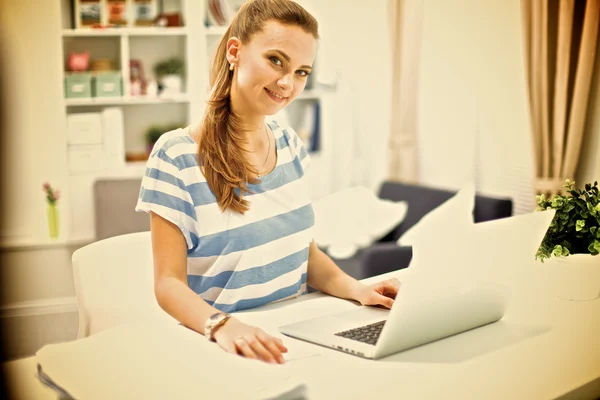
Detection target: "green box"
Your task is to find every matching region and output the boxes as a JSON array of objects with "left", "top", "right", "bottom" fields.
[
  {"left": 64, "top": 72, "right": 92, "bottom": 98},
  {"left": 93, "top": 72, "right": 122, "bottom": 97}
]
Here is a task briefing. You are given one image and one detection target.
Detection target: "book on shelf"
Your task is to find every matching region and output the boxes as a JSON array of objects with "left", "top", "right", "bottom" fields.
[
  {"left": 310, "top": 102, "right": 320, "bottom": 153},
  {"left": 296, "top": 102, "right": 320, "bottom": 153}
]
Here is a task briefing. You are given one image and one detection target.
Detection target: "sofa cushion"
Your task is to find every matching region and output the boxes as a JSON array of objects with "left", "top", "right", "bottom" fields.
[{"left": 313, "top": 186, "right": 408, "bottom": 259}]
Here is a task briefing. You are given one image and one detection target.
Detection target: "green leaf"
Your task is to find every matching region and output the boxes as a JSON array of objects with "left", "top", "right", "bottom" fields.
[
  {"left": 589, "top": 240, "right": 600, "bottom": 254},
  {"left": 534, "top": 181, "right": 600, "bottom": 257},
  {"left": 551, "top": 196, "right": 565, "bottom": 208},
  {"left": 552, "top": 245, "right": 563, "bottom": 257}
]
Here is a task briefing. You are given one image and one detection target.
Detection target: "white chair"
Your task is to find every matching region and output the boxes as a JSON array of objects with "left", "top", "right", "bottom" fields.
[{"left": 72, "top": 231, "right": 176, "bottom": 338}]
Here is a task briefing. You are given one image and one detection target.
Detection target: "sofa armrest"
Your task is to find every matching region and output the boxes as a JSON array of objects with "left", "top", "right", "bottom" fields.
[{"left": 360, "top": 243, "right": 413, "bottom": 278}]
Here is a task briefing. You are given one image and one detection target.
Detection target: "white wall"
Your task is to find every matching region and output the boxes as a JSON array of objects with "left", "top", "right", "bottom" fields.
[
  {"left": 417, "top": 0, "right": 479, "bottom": 190},
  {"left": 472, "top": 0, "right": 536, "bottom": 215},
  {"left": 0, "top": 0, "right": 69, "bottom": 243},
  {"left": 577, "top": 33, "right": 600, "bottom": 186},
  {"left": 299, "top": 0, "right": 392, "bottom": 192},
  {"left": 417, "top": 0, "right": 535, "bottom": 214}
]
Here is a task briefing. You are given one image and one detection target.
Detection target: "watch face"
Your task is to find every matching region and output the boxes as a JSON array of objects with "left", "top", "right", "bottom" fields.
[{"left": 210, "top": 313, "right": 225, "bottom": 323}]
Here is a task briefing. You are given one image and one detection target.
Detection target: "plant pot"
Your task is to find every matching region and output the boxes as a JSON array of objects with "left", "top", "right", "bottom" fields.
[
  {"left": 160, "top": 74, "right": 182, "bottom": 95},
  {"left": 545, "top": 254, "right": 600, "bottom": 301}
]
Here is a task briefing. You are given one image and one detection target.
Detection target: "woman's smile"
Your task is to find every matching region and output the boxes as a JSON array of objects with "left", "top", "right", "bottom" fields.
[{"left": 264, "top": 87, "right": 288, "bottom": 103}]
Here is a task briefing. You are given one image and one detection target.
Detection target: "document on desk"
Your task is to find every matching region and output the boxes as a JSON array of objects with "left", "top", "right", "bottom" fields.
[{"left": 36, "top": 322, "right": 307, "bottom": 400}]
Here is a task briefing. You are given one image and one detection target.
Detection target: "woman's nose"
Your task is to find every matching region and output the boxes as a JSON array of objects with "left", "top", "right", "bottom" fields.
[{"left": 277, "top": 73, "right": 293, "bottom": 91}]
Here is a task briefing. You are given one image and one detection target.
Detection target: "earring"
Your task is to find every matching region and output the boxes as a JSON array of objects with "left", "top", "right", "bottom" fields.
[{"left": 229, "top": 63, "right": 235, "bottom": 71}]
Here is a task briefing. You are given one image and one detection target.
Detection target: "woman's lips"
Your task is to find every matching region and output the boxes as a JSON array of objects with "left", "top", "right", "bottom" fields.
[{"left": 265, "top": 88, "right": 288, "bottom": 103}]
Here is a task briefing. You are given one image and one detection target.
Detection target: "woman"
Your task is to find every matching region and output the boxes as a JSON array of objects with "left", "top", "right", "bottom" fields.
[{"left": 136, "top": 0, "right": 400, "bottom": 364}]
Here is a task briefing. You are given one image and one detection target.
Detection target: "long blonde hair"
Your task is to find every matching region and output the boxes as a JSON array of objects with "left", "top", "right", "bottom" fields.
[{"left": 198, "top": 0, "right": 319, "bottom": 214}]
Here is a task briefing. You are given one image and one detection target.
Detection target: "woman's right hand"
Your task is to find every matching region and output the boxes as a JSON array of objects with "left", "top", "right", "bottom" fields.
[{"left": 212, "top": 317, "right": 288, "bottom": 364}]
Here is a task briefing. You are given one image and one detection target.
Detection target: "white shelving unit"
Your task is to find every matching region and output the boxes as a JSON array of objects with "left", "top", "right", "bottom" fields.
[
  {"left": 57, "top": 0, "right": 334, "bottom": 244},
  {"left": 59, "top": 0, "right": 203, "bottom": 242}
]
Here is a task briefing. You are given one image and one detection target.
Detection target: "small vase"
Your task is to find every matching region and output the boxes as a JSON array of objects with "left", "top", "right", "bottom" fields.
[
  {"left": 47, "top": 203, "right": 59, "bottom": 239},
  {"left": 546, "top": 254, "right": 600, "bottom": 301}
]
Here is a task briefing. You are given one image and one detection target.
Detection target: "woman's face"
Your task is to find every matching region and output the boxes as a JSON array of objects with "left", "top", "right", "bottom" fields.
[{"left": 228, "top": 20, "right": 317, "bottom": 117}]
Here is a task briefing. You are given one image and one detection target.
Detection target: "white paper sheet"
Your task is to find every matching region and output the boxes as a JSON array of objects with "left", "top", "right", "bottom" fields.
[{"left": 36, "top": 322, "right": 307, "bottom": 400}]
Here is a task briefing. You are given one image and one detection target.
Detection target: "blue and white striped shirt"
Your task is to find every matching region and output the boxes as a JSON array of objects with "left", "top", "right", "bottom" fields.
[{"left": 135, "top": 120, "right": 315, "bottom": 312}]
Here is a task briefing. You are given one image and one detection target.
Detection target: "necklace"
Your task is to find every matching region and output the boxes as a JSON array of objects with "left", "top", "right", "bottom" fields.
[{"left": 256, "top": 124, "right": 271, "bottom": 178}]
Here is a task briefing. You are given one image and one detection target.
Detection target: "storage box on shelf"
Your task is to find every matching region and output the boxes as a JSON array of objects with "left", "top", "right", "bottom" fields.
[
  {"left": 94, "top": 71, "right": 122, "bottom": 97},
  {"left": 65, "top": 72, "right": 93, "bottom": 98}
]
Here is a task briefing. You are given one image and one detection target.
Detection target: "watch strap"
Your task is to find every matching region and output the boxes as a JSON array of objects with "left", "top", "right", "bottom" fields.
[{"left": 205, "top": 312, "right": 231, "bottom": 341}]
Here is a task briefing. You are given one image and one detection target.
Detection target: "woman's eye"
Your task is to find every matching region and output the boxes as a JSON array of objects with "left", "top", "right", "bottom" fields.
[
  {"left": 269, "top": 56, "right": 282, "bottom": 66},
  {"left": 296, "top": 70, "right": 310, "bottom": 77}
]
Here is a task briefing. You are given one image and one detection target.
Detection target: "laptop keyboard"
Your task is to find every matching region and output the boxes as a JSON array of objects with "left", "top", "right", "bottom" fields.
[{"left": 334, "top": 320, "right": 386, "bottom": 346}]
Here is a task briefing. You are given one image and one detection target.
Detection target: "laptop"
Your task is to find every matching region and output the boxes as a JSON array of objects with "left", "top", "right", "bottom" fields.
[{"left": 279, "top": 210, "right": 556, "bottom": 360}]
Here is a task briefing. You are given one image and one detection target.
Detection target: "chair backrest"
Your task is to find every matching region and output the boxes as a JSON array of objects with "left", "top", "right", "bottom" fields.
[
  {"left": 377, "top": 181, "right": 514, "bottom": 242},
  {"left": 94, "top": 178, "right": 149, "bottom": 240},
  {"left": 72, "top": 231, "right": 175, "bottom": 338}
]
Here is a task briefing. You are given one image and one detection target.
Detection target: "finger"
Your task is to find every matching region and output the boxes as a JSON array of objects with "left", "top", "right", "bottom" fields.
[
  {"left": 259, "top": 332, "right": 288, "bottom": 353},
  {"left": 375, "top": 293, "right": 395, "bottom": 309},
  {"left": 382, "top": 280, "right": 401, "bottom": 298},
  {"left": 274, "top": 337, "right": 288, "bottom": 353},
  {"left": 218, "top": 340, "right": 238, "bottom": 355},
  {"left": 234, "top": 337, "right": 259, "bottom": 360},
  {"left": 244, "top": 334, "right": 277, "bottom": 364},
  {"left": 256, "top": 332, "right": 285, "bottom": 364}
]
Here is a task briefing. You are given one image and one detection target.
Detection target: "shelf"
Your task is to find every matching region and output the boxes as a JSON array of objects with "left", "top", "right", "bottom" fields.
[
  {"left": 205, "top": 25, "right": 228, "bottom": 36},
  {"left": 69, "top": 161, "right": 148, "bottom": 178},
  {"left": 65, "top": 94, "right": 190, "bottom": 107},
  {"left": 62, "top": 27, "right": 188, "bottom": 37}
]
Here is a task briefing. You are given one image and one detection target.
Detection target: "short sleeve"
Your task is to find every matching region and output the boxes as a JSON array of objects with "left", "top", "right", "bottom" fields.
[
  {"left": 284, "top": 125, "right": 311, "bottom": 173},
  {"left": 135, "top": 141, "right": 198, "bottom": 250}
]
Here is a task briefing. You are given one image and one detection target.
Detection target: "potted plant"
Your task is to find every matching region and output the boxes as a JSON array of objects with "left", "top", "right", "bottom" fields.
[
  {"left": 153, "top": 58, "right": 185, "bottom": 96},
  {"left": 145, "top": 124, "right": 182, "bottom": 155},
  {"left": 145, "top": 125, "right": 164, "bottom": 155},
  {"left": 535, "top": 179, "right": 600, "bottom": 300}
]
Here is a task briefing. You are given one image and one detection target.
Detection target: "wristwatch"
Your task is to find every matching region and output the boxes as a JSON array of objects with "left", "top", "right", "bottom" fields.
[{"left": 204, "top": 312, "right": 231, "bottom": 341}]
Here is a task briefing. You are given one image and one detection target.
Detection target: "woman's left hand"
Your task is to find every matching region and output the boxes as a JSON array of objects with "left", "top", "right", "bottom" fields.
[{"left": 353, "top": 278, "right": 401, "bottom": 309}]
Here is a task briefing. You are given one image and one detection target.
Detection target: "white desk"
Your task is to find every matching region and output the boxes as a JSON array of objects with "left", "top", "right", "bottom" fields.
[{"left": 3, "top": 263, "right": 600, "bottom": 399}]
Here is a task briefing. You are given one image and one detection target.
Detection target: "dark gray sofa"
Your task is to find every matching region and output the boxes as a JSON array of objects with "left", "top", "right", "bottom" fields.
[{"left": 324, "top": 181, "right": 513, "bottom": 284}]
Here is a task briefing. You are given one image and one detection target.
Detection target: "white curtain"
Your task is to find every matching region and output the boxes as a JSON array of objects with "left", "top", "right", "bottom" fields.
[{"left": 387, "top": 0, "right": 424, "bottom": 183}]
